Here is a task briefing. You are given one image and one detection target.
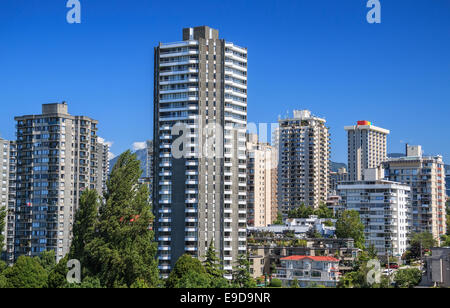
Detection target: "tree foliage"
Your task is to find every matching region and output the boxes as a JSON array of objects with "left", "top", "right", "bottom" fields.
[
  {"left": 203, "top": 242, "right": 230, "bottom": 288},
  {"left": 288, "top": 203, "right": 334, "bottom": 219},
  {"left": 335, "top": 210, "right": 365, "bottom": 249},
  {"left": 0, "top": 206, "right": 6, "bottom": 249},
  {"left": 74, "top": 151, "right": 160, "bottom": 288},
  {"left": 2, "top": 256, "right": 48, "bottom": 288},
  {"left": 166, "top": 254, "right": 211, "bottom": 288},
  {"left": 232, "top": 254, "right": 257, "bottom": 288},
  {"left": 407, "top": 232, "right": 436, "bottom": 260},
  {"left": 394, "top": 268, "right": 422, "bottom": 288}
]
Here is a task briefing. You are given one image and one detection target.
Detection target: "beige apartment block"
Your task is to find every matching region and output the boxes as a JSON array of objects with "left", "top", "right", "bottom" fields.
[
  {"left": 383, "top": 145, "right": 447, "bottom": 240},
  {"left": 345, "top": 121, "right": 389, "bottom": 181},
  {"left": 247, "top": 134, "right": 276, "bottom": 227}
]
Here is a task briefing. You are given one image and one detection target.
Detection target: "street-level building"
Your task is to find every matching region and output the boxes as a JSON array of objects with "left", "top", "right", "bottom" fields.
[{"left": 275, "top": 255, "right": 340, "bottom": 288}]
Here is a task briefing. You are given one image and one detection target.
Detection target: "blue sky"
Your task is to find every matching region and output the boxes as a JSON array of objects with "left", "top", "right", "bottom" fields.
[{"left": 0, "top": 0, "right": 449, "bottom": 163}]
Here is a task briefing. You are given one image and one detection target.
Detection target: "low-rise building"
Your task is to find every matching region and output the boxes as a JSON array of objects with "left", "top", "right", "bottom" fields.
[
  {"left": 248, "top": 215, "right": 336, "bottom": 239},
  {"left": 275, "top": 255, "right": 340, "bottom": 288},
  {"left": 248, "top": 237, "right": 358, "bottom": 280},
  {"left": 424, "top": 247, "right": 450, "bottom": 288}
]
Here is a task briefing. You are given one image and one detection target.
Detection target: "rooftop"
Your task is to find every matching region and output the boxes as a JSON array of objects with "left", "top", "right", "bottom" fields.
[{"left": 280, "top": 255, "right": 339, "bottom": 262}]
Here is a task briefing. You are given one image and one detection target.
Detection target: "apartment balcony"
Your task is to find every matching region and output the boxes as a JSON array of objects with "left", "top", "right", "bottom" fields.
[
  {"left": 158, "top": 200, "right": 172, "bottom": 205},
  {"left": 158, "top": 236, "right": 171, "bottom": 241},
  {"left": 158, "top": 255, "right": 172, "bottom": 261},
  {"left": 159, "top": 59, "right": 199, "bottom": 68},
  {"left": 159, "top": 68, "right": 199, "bottom": 77},
  {"left": 158, "top": 246, "right": 171, "bottom": 251}
]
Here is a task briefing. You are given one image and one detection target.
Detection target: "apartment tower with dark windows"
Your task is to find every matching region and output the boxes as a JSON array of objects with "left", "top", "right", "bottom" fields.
[{"left": 153, "top": 26, "right": 248, "bottom": 278}]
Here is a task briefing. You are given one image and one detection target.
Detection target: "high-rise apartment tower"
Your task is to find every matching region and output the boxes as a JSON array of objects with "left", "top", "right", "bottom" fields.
[{"left": 153, "top": 26, "right": 248, "bottom": 278}]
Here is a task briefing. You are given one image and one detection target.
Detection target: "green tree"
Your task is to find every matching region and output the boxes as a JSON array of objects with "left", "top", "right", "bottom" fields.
[
  {"left": 38, "top": 250, "right": 56, "bottom": 272},
  {"left": 273, "top": 212, "right": 283, "bottom": 225},
  {"left": 75, "top": 151, "right": 160, "bottom": 288},
  {"left": 269, "top": 278, "right": 282, "bottom": 288},
  {"left": 68, "top": 276, "right": 104, "bottom": 289},
  {"left": 203, "top": 242, "right": 229, "bottom": 288},
  {"left": 409, "top": 232, "right": 436, "bottom": 259},
  {"left": 3, "top": 256, "right": 48, "bottom": 288},
  {"left": 69, "top": 189, "right": 100, "bottom": 270},
  {"left": 47, "top": 256, "right": 70, "bottom": 289},
  {"left": 232, "top": 254, "right": 257, "bottom": 288},
  {"left": 335, "top": 210, "right": 365, "bottom": 249},
  {"left": 290, "top": 278, "right": 299, "bottom": 288},
  {"left": 441, "top": 235, "right": 450, "bottom": 247},
  {"left": 315, "top": 203, "right": 334, "bottom": 219},
  {"left": 394, "top": 268, "right": 422, "bottom": 288},
  {"left": 288, "top": 204, "right": 314, "bottom": 219},
  {"left": 0, "top": 260, "right": 7, "bottom": 288},
  {"left": 167, "top": 254, "right": 211, "bottom": 288},
  {"left": 0, "top": 206, "right": 6, "bottom": 250}
]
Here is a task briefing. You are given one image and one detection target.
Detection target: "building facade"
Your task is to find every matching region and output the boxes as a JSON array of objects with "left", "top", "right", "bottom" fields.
[
  {"left": 338, "top": 170, "right": 411, "bottom": 257},
  {"left": 97, "top": 138, "right": 110, "bottom": 194},
  {"left": 0, "top": 138, "right": 11, "bottom": 260},
  {"left": 345, "top": 121, "right": 389, "bottom": 182},
  {"left": 446, "top": 166, "right": 450, "bottom": 199},
  {"left": 139, "top": 140, "right": 154, "bottom": 202},
  {"left": 278, "top": 110, "right": 330, "bottom": 214},
  {"left": 247, "top": 134, "right": 276, "bottom": 227},
  {"left": 153, "top": 26, "right": 248, "bottom": 278},
  {"left": 274, "top": 255, "right": 340, "bottom": 288},
  {"left": 425, "top": 247, "right": 450, "bottom": 288},
  {"left": 329, "top": 167, "right": 348, "bottom": 195},
  {"left": 14, "top": 102, "right": 104, "bottom": 261},
  {"left": 382, "top": 145, "right": 447, "bottom": 240}
]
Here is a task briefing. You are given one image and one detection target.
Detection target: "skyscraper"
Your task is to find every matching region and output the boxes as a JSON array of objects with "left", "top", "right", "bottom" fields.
[
  {"left": 153, "top": 26, "right": 248, "bottom": 278},
  {"left": 345, "top": 121, "right": 390, "bottom": 181},
  {"left": 14, "top": 102, "right": 105, "bottom": 261},
  {"left": 383, "top": 145, "right": 447, "bottom": 240},
  {"left": 278, "top": 110, "right": 330, "bottom": 214}
]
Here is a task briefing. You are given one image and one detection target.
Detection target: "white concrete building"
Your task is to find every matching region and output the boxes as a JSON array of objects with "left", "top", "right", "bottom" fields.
[{"left": 338, "top": 170, "right": 411, "bottom": 257}]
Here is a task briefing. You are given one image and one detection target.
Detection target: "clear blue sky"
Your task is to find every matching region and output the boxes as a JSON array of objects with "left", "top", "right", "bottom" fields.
[{"left": 0, "top": 0, "right": 449, "bottom": 163}]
